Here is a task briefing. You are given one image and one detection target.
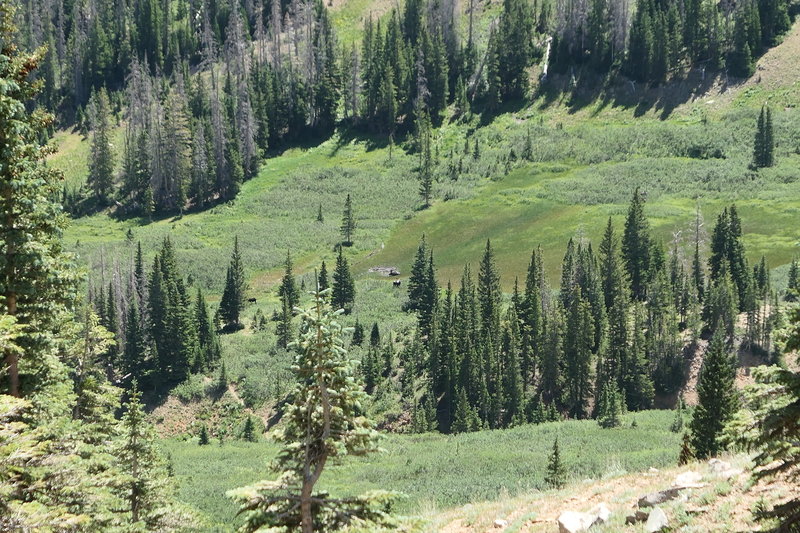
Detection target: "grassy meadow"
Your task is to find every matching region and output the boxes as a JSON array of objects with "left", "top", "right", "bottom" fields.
[{"left": 163, "top": 410, "right": 681, "bottom": 531}]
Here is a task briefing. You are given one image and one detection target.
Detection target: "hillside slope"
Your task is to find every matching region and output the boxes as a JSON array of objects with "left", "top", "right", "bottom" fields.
[{"left": 428, "top": 455, "right": 796, "bottom": 533}]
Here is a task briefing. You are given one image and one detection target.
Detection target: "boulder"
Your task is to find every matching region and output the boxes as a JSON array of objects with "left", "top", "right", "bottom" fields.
[
  {"left": 673, "top": 470, "right": 705, "bottom": 488},
  {"left": 590, "top": 503, "right": 611, "bottom": 525},
  {"left": 708, "top": 458, "right": 731, "bottom": 473},
  {"left": 557, "top": 511, "right": 595, "bottom": 533},
  {"left": 493, "top": 518, "right": 508, "bottom": 529},
  {"left": 638, "top": 488, "right": 683, "bottom": 508},
  {"left": 557, "top": 504, "right": 611, "bottom": 533},
  {"left": 646, "top": 507, "right": 669, "bottom": 532},
  {"left": 708, "top": 459, "right": 742, "bottom": 479}
]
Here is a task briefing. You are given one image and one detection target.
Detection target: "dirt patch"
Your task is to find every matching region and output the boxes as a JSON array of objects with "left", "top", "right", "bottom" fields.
[{"left": 368, "top": 266, "right": 400, "bottom": 276}]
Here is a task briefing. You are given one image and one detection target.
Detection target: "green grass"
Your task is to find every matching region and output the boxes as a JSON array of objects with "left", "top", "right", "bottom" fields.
[{"left": 163, "top": 410, "right": 681, "bottom": 531}]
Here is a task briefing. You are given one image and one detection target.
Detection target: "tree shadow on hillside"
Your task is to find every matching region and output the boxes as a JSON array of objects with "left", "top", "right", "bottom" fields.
[{"left": 536, "top": 68, "right": 742, "bottom": 120}]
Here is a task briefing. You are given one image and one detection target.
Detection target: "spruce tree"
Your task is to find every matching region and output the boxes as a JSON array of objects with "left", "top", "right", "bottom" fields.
[
  {"left": 786, "top": 258, "right": 799, "bottom": 301},
  {"left": 332, "top": 247, "right": 356, "bottom": 313},
  {"left": 622, "top": 188, "right": 652, "bottom": 300},
  {"left": 0, "top": 26, "right": 77, "bottom": 397},
  {"left": 544, "top": 437, "right": 567, "bottom": 489},
  {"left": 118, "top": 384, "right": 174, "bottom": 524},
  {"left": 596, "top": 382, "right": 624, "bottom": 428},
  {"left": 690, "top": 330, "right": 738, "bottom": 459},
  {"left": 278, "top": 250, "right": 300, "bottom": 311},
  {"left": 564, "top": 286, "right": 594, "bottom": 418},
  {"left": 219, "top": 236, "right": 246, "bottom": 330},
  {"left": 242, "top": 415, "right": 257, "bottom": 442},
  {"left": 406, "top": 236, "right": 429, "bottom": 312},
  {"left": 228, "top": 288, "right": 394, "bottom": 533},
  {"left": 317, "top": 203, "right": 324, "bottom": 222},
  {"left": 87, "top": 88, "right": 115, "bottom": 203},
  {"left": 764, "top": 106, "right": 775, "bottom": 167},
  {"left": 340, "top": 194, "right": 356, "bottom": 246},
  {"left": 352, "top": 320, "right": 364, "bottom": 346},
  {"left": 198, "top": 424, "right": 210, "bottom": 445},
  {"left": 370, "top": 322, "right": 381, "bottom": 347},
  {"left": 319, "top": 260, "right": 330, "bottom": 292}
]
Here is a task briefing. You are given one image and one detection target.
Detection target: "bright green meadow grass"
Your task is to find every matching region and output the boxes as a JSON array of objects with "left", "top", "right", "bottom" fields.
[{"left": 162, "top": 410, "right": 680, "bottom": 531}]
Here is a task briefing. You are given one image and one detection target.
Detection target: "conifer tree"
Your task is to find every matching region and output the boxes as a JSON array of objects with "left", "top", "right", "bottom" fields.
[
  {"left": 544, "top": 437, "right": 567, "bottom": 489},
  {"left": 730, "top": 10, "right": 754, "bottom": 78},
  {"left": 317, "top": 203, "right": 324, "bottom": 222},
  {"left": 564, "top": 286, "right": 594, "bottom": 418},
  {"left": 725, "top": 303, "right": 800, "bottom": 527},
  {"left": 407, "top": 236, "right": 430, "bottom": 312},
  {"left": 88, "top": 88, "right": 115, "bottom": 202},
  {"left": 0, "top": 23, "right": 78, "bottom": 397},
  {"left": 622, "top": 188, "right": 652, "bottom": 300},
  {"left": 219, "top": 236, "right": 246, "bottom": 330},
  {"left": 596, "top": 382, "right": 625, "bottom": 428},
  {"left": 332, "top": 247, "right": 355, "bottom": 313},
  {"left": 786, "top": 258, "right": 799, "bottom": 301},
  {"left": 228, "top": 288, "right": 395, "bottom": 533},
  {"left": 370, "top": 322, "right": 381, "bottom": 347},
  {"left": 242, "top": 415, "right": 257, "bottom": 442},
  {"left": 198, "top": 424, "right": 210, "bottom": 445},
  {"left": 352, "top": 320, "right": 364, "bottom": 346},
  {"left": 753, "top": 106, "right": 776, "bottom": 168},
  {"left": 123, "top": 297, "right": 149, "bottom": 382},
  {"left": 278, "top": 250, "right": 300, "bottom": 311},
  {"left": 118, "top": 384, "right": 174, "bottom": 524},
  {"left": 276, "top": 294, "right": 293, "bottom": 349},
  {"left": 690, "top": 331, "right": 738, "bottom": 459},
  {"left": 340, "top": 194, "right": 356, "bottom": 246},
  {"left": 195, "top": 288, "right": 220, "bottom": 371},
  {"left": 319, "top": 260, "right": 330, "bottom": 292},
  {"left": 451, "top": 386, "right": 479, "bottom": 433}
]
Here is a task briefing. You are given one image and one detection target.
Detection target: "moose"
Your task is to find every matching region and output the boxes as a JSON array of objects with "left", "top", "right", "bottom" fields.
[{"left": 247, "top": 297, "right": 257, "bottom": 303}]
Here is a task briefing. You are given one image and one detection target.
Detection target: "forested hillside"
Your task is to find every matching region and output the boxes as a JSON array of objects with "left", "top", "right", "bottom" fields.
[{"left": 5, "top": 0, "right": 800, "bottom": 529}]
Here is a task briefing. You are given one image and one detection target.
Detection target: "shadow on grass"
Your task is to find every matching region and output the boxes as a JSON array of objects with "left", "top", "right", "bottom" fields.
[{"left": 536, "top": 67, "right": 744, "bottom": 120}]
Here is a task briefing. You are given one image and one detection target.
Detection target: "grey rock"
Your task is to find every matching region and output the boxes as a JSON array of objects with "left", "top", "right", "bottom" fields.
[
  {"left": 646, "top": 507, "right": 669, "bottom": 532},
  {"left": 638, "top": 488, "right": 684, "bottom": 508}
]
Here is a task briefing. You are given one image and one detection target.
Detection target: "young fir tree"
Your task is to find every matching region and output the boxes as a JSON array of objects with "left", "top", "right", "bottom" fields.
[
  {"left": 340, "top": 194, "right": 356, "bottom": 246},
  {"left": 117, "top": 384, "right": 176, "bottom": 525},
  {"left": 195, "top": 288, "right": 220, "bottom": 371},
  {"left": 319, "top": 260, "right": 330, "bottom": 292},
  {"left": 219, "top": 236, "right": 246, "bottom": 330},
  {"left": 278, "top": 250, "right": 300, "bottom": 311},
  {"left": 370, "top": 322, "right": 381, "bottom": 347},
  {"left": 87, "top": 88, "right": 115, "bottom": 203},
  {"left": 544, "top": 437, "right": 567, "bottom": 489},
  {"left": 332, "top": 247, "right": 355, "bottom": 313},
  {"left": 596, "top": 381, "right": 625, "bottom": 428},
  {"left": 352, "top": 319, "right": 365, "bottom": 346},
  {"left": 198, "top": 424, "right": 210, "bottom": 445},
  {"left": 786, "top": 258, "right": 799, "bottom": 301},
  {"left": 752, "top": 106, "right": 776, "bottom": 168},
  {"left": 690, "top": 330, "right": 738, "bottom": 459},
  {"left": 242, "top": 415, "right": 257, "bottom": 442},
  {"left": 317, "top": 203, "right": 324, "bottom": 223},
  {"left": 228, "top": 288, "right": 397, "bottom": 533}
]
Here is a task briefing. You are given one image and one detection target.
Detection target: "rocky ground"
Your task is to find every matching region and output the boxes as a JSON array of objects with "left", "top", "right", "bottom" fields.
[{"left": 429, "top": 454, "right": 797, "bottom": 532}]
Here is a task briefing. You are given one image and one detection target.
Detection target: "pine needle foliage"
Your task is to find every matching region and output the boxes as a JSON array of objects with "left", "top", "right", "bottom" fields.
[{"left": 228, "top": 287, "right": 400, "bottom": 533}]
